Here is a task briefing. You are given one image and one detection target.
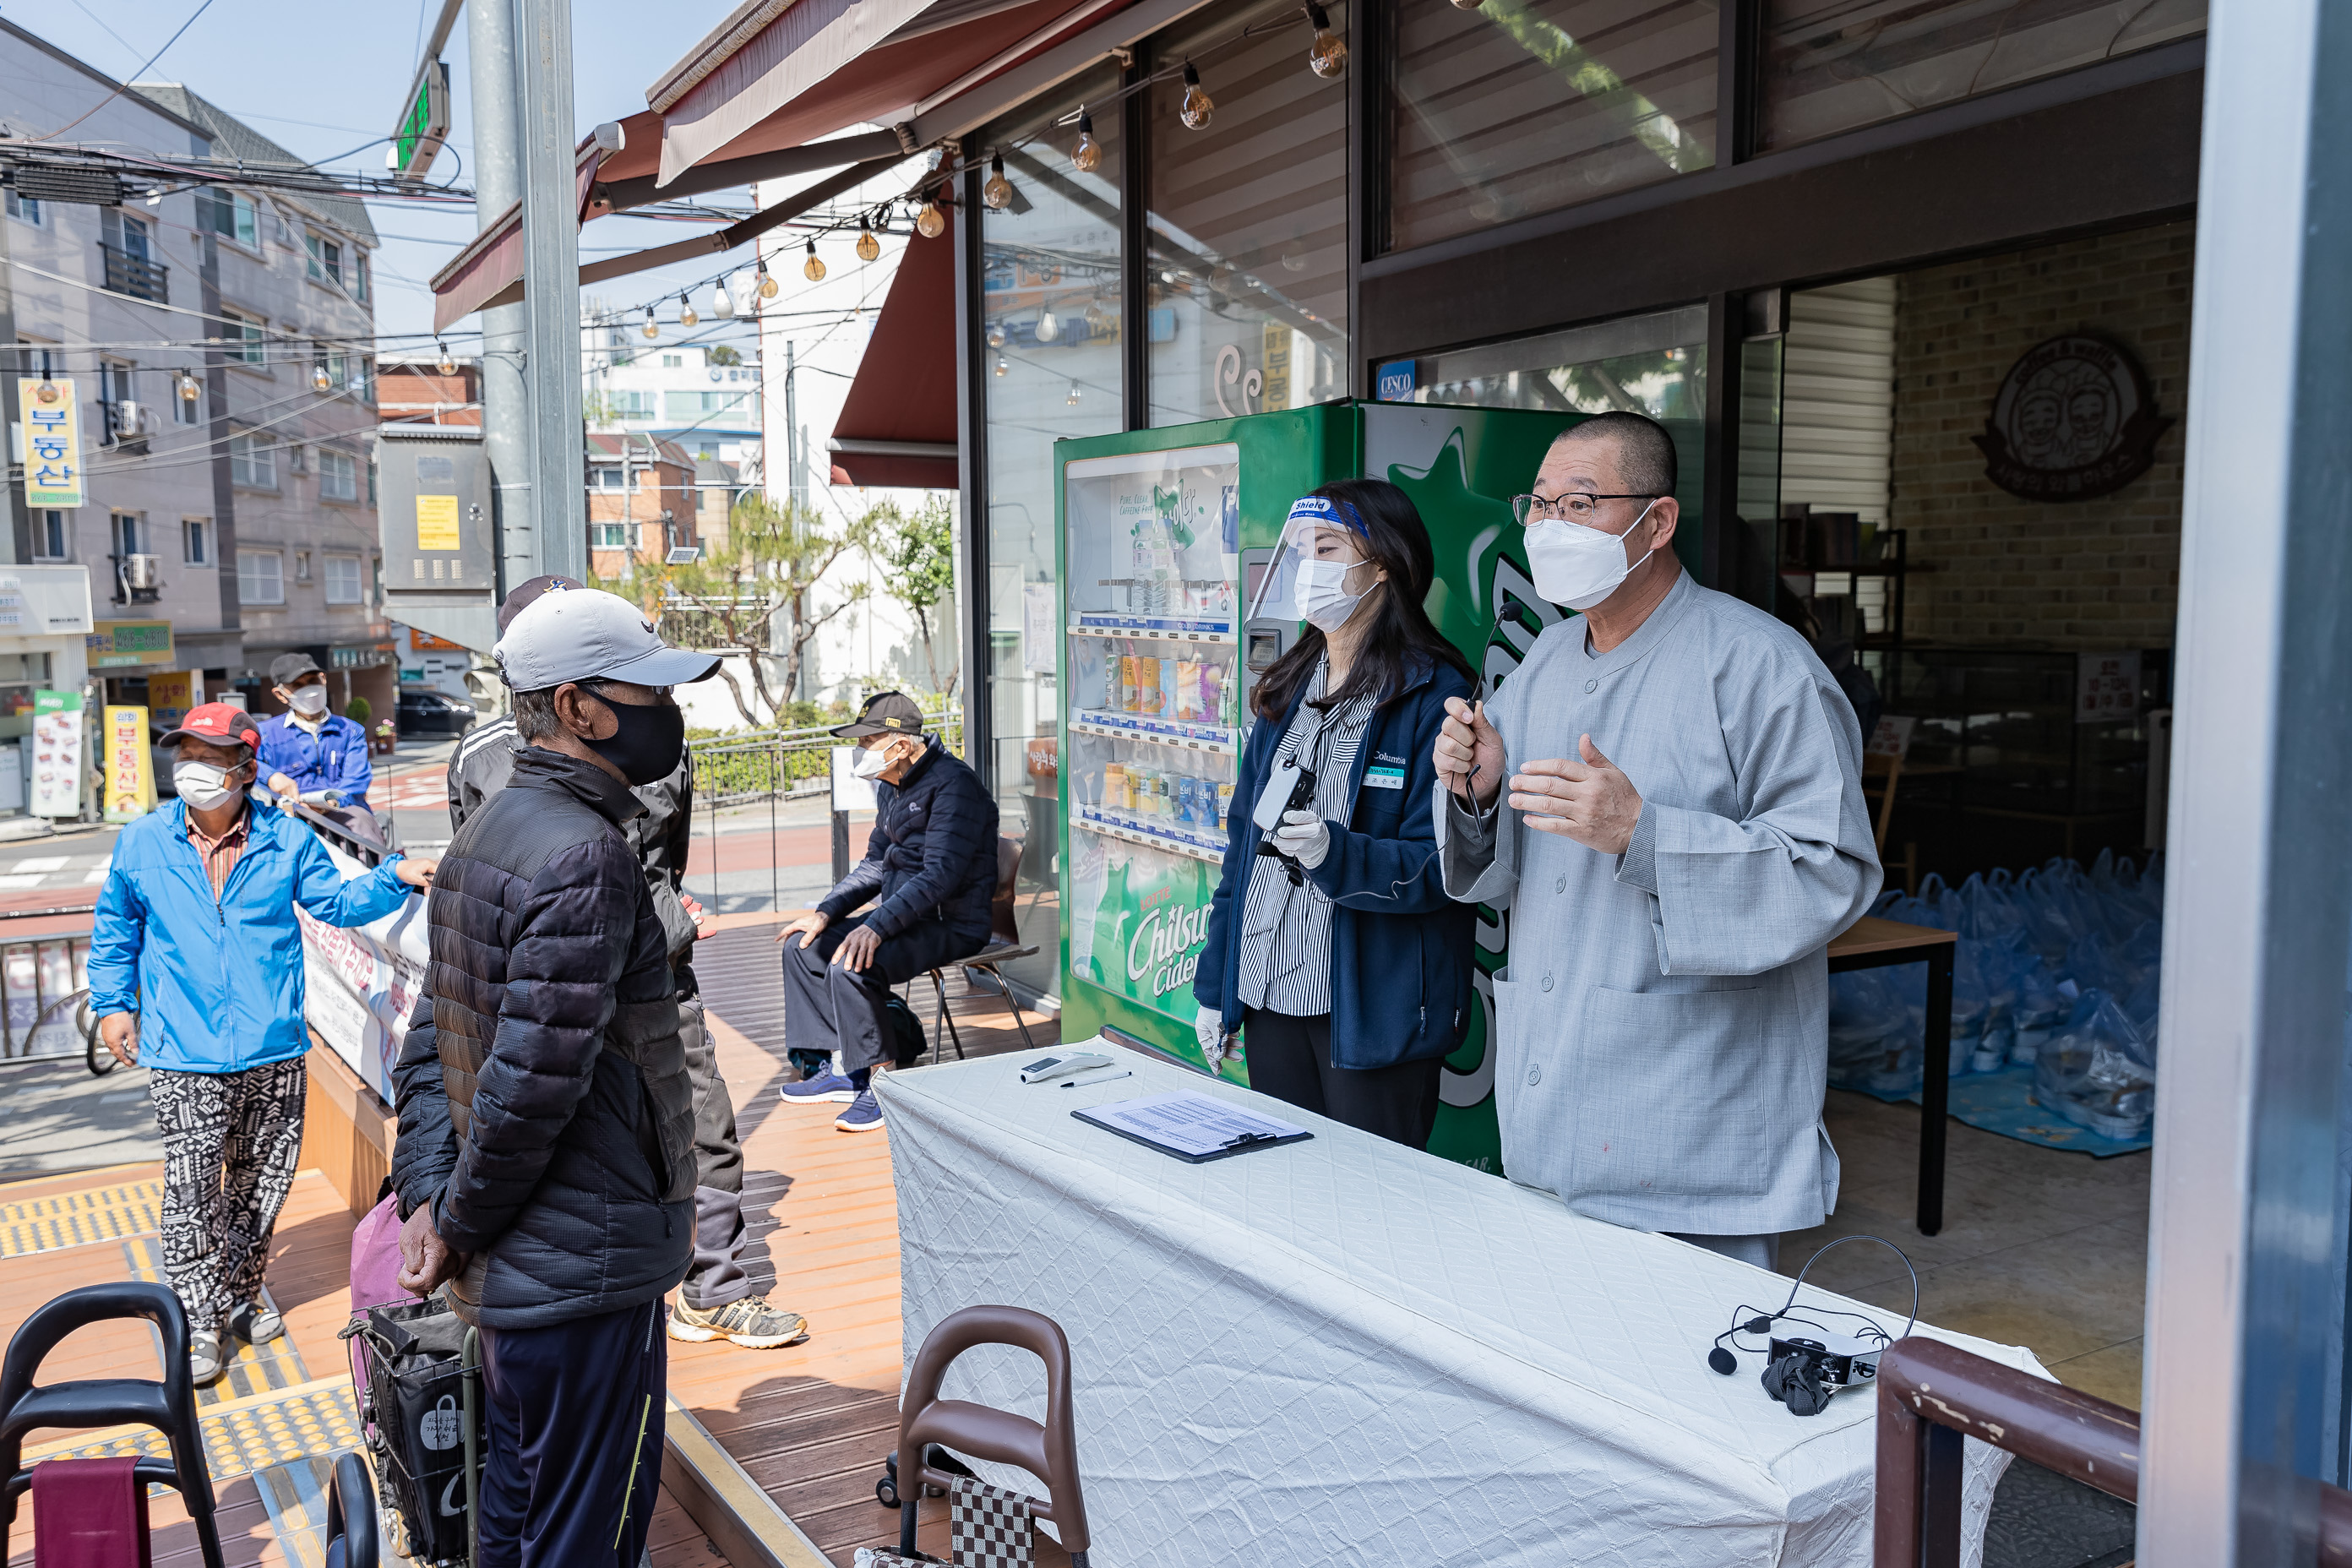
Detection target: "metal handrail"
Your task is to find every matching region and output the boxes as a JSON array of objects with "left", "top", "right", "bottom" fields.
[{"left": 1875, "top": 1337, "right": 2352, "bottom": 1565}]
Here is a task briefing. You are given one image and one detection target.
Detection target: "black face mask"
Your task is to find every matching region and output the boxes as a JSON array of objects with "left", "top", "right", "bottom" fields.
[{"left": 586, "top": 693, "right": 685, "bottom": 785}]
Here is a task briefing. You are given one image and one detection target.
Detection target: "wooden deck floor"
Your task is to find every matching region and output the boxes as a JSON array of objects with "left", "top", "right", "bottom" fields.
[{"left": 683, "top": 919, "right": 1075, "bottom": 1565}]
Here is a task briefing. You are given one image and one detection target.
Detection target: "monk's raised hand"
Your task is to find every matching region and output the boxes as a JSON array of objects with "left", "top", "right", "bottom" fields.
[
  {"left": 1508, "top": 733, "right": 1643, "bottom": 855},
  {"left": 1436, "top": 696, "right": 1505, "bottom": 807}
]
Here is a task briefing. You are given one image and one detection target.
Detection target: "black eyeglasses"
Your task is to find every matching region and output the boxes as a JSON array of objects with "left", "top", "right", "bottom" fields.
[{"left": 1510, "top": 492, "right": 1659, "bottom": 526}]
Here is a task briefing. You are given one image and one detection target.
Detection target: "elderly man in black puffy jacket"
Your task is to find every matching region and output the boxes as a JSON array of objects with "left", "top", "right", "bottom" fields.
[
  {"left": 389, "top": 587, "right": 721, "bottom": 1568},
  {"left": 775, "top": 690, "right": 999, "bottom": 1132}
]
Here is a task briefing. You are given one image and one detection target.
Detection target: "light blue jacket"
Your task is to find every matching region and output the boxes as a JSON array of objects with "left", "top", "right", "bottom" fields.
[
  {"left": 89, "top": 798, "right": 414, "bottom": 1075},
  {"left": 257, "top": 712, "right": 373, "bottom": 801}
]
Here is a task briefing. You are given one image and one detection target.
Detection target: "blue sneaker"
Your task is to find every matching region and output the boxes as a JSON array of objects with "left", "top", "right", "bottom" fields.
[
  {"left": 781, "top": 1070, "right": 858, "bottom": 1105},
  {"left": 834, "top": 1089, "right": 884, "bottom": 1133}
]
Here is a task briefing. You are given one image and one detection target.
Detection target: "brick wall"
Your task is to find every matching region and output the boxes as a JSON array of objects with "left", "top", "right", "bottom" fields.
[{"left": 1891, "top": 221, "right": 2193, "bottom": 649}]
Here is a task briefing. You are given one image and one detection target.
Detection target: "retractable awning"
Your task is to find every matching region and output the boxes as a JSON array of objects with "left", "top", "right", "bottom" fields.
[
  {"left": 429, "top": 139, "right": 607, "bottom": 335},
  {"left": 829, "top": 204, "right": 956, "bottom": 488}
]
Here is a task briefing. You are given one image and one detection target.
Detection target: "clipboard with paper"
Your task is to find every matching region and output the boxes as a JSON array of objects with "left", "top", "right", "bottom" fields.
[{"left": 1070, "top": 1091, "right": 1315, "bottom": 1163}]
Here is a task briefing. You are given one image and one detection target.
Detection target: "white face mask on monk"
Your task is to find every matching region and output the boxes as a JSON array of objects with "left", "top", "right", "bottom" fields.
[{"left": 1525, "top": 499, "right": 1658, "bottom": 612}]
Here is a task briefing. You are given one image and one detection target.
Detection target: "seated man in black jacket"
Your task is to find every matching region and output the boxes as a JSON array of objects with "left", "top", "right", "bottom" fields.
[
  {"left": 389, "top": 587, "right": 720, "bottom": 1568},
  {"left": 776, "top": 691, "right": 999, "bottom": 1132}
]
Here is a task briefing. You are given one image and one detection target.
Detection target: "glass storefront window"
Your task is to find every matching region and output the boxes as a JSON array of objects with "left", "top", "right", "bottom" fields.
[
  {"left": 980, "top": 72, "right": 1125, "bottom": 999},
  {"left": 1146, "top": 0, "right": 1348, "bottom": 427},
  {"left": 1387, "top": 0, "right": 1719, "bottom": 252},
  {"left": 1760, "top": 0, "right": 2206, "bottom": 152}
]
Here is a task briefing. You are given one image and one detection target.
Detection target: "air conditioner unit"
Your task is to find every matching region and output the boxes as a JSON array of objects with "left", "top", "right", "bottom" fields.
[{"left": 121, "top": 553, "right": 161, "bottom": 591}]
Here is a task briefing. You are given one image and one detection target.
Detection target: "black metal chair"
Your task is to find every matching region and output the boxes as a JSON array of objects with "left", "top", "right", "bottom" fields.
[
  {"left": 920, "top": 837, "right": 1040, "bottom": 1062},
  {"left": 0, "top": 1280, "right": 225, "bottom": 1568}
]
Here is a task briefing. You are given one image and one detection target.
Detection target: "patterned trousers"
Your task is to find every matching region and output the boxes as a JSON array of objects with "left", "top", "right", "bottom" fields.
[{"left": 148, "top": 1057, "right": 308, "bottom": 1334}]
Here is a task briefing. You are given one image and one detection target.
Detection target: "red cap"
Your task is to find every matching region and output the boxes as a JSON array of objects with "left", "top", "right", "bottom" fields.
[{"left": 160, "top": 701, "right": 261, "bottom": 751}]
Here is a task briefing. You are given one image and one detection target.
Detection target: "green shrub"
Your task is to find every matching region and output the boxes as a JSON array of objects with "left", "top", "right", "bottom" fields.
[{"left": 345, "top": 696, "right": 372, "bottom": 725}]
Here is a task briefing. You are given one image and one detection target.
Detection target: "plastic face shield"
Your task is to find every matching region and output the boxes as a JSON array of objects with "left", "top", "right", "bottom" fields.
[{"left": 1245, "top": 495, "right": 1373, "bottom": 624}]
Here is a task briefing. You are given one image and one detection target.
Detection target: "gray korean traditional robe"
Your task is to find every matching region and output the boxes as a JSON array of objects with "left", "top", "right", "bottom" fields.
[{"left": 1435, "top": 572, "right": 1881, "bottom": 1236}]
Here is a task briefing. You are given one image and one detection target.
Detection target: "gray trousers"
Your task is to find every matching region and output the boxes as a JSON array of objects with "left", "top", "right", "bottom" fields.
[{"left": 676, "top": 996, "right": 751, "bottom": 1310}]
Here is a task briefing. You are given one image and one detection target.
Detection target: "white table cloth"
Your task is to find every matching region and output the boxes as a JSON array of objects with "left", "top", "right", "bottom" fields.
[{"left": 874, "top": 1043, "right": 2042, "bottom": 1568}]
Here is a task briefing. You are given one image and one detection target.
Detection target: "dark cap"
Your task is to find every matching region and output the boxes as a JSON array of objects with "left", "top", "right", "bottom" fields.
[
  {"left": 830, "top": 690, "right": 927, "bottom": 740},
  {"left": 269, "top": 652, "right": 323, "bottom": 686},
  {"left": 498, "top": 574, "right": 585, "bottom": 636},
  {"left": 160, "top": 701, "right": 262, "bottom": 752}
]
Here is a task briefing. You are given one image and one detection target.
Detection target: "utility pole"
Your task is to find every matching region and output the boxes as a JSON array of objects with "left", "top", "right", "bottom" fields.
[
  {"left": 783, "top": 340, "right": 800, "bottom": 512},
  {"left": 469, "top": 0, "right": 531, "bottom": 597},
  {"left": 514, "top": 0, "right": 586, "bottom": 583},
  {"left": 0, "top": 190, "right": 27, "bottom": 564}
]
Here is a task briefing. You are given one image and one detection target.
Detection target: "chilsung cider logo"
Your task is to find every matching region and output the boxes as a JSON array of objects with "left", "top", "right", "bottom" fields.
[{"left": 1127, "top": 900, "right": 1211, "bottom": 999}]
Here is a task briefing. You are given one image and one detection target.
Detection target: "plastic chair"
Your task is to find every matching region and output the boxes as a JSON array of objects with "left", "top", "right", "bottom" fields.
[
  {"left": 0, "top": 1281, "right": 225, "bottom": 1568},
  {"left": 324, "top": 1450, "right": 379, "bottom": 1568},
  {"left": 894, "top": 1304, "right": 1088, "bottom": 1566}
]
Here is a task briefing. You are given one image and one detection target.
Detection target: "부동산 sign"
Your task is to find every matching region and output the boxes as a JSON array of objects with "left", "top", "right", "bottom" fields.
[{"left": 19, "top": 379, "right": 82, "bottom": 508}]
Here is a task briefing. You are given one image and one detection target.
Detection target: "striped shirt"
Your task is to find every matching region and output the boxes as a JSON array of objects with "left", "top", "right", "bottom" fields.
[
  {"left": 1234, "top": 661, "right": 1374, "bottom": 1018},
  {"left": 186, "top": 806, "right": 250, "bottom": 901}
]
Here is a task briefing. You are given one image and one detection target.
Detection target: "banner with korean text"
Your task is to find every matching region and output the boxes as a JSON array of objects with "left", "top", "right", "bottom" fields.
[
  {"left": 297, "top": 833, "right": 428, "bottom": 1106},
  {"left": 19, "top": 379, "right": 82, "bottom": 509}
]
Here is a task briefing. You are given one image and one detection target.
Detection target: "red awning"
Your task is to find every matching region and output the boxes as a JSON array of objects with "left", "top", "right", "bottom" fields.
[
  {"left": 830, "top": 204, "right": 956, "bottom": 489},
  {"left": 430, "top": 139, "right": 608, "bottom": 335}
]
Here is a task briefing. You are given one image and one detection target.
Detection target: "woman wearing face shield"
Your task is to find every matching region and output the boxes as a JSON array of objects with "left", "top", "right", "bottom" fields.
[{"left": 1191, "top": 480, "right": 1480, "bottom": 1147}]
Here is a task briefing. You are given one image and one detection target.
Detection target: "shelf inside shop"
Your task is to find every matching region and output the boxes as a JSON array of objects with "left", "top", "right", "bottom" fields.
[
  {"left": 1070, "top": 711, "right": 1239, "bottom": 754},
  {"left": 1068, "top": 618, "right": 1237, "bottom": 644},
  {"left": 1074, "top": 808, "right": 1226, "bottom": 865}
]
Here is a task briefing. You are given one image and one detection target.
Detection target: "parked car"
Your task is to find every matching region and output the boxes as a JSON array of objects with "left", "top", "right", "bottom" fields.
[{"left": 395, "top": 688, "right": 476, "bottom": 737}]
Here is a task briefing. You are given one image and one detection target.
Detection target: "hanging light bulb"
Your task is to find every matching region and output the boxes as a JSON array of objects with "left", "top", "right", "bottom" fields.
[
  {"left": 176, "top": 369, "right": 200, "bottom": 404},
  {"left": 1451, "top": 0, "right": 1483, "bottom": 9},
  {"left": 1035, "top": 309, "right": 1059, "bottom": 343},
  {"left": 857, "top": 215, "right": 881, "bottom": 263},
  {"left": 1071, "top": 108, "right": 1102, "bottom": 173},
  {"left": 1305, "top": 2, "right": 1346, "bottom": 77},
  {"left": 435, "top": 341, "right": 455, "bottom": 377},
  {"left": 311, "top": 361, "right": 332, "bottom": 392},
  {"left": 803, "top": 240, "right": 825, "bottom": 282},
  {"left": 679, "top": 292, "right": 700, "bottom": 329},
  {"left": 711, "top": 280, "right": 737, "bottom": 319},
  {"left": 915, "top": 188, "right": 948, "bottom": 239},
  {"left": 983, "top": 152, "right": 1015, "bottom": 210},
  {"left": 642, "top": 305, "right": 660, "bottom": 339},
  {"left": 994, "top": 356, "right": 1009, "bottom": 378},
  {"left": 987, "top": 320, "right": 1006, "bottom": 349},
  {"left": 1066, "top": 379, "right": 1081, "bottom": 406},
  {"left": 1180, "top": 62, "right": 1213, "bottom": 130}
]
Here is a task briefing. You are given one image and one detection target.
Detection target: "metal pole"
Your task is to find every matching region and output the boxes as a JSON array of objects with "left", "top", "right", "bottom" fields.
[
  {"left": 784, "top": 340, "right": 800, "bottom": 512},
  {"left": 513, "top": 0, "right": 586, "bottom": 585},
  {"left": 469, "top": 0, "right": 531, "bottom": 599},
  {"left": 0, "top": 189, "right": 27, "bottom": 564},
  {"left": 2140, "top": 0, "right": 2352, "bottom": 1561}
]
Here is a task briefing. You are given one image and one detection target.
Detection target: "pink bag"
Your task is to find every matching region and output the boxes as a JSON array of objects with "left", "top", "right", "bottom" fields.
[{"left": 346, "top": 1193, "right": 418, "bottom": 1403}]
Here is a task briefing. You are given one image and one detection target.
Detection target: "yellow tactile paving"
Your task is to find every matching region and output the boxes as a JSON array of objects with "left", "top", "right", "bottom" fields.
[
  {"left": 20, "top": 1373, "right": 363, "bottom": 1489},
  {"left": 0, "top": 1178, "right": 161, "bottom": 1257},
  {"left": 121, "top": 1236, "right": 312, "bottom": 1405}
]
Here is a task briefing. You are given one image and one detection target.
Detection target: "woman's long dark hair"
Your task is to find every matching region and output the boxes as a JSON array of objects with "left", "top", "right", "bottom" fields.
[{"left": 1250, "top": 477, "right": 1477, "bottom": 722}]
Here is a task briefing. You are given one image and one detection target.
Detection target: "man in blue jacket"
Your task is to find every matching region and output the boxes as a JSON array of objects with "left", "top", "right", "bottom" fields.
[
  {"left": 775, "top": 691, "right": 998, "bottom": 1132},
  {"left": 90, "top": 702, "right": 433, "bottom": 1385},
  {"left": 256, "top": 652, "right": 373, "bottom": 807}
]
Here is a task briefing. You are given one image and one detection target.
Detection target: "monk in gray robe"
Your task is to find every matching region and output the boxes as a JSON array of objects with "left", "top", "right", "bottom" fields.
[{"left": 1433, "top": 411, "right": 1881, "bottom": 1269}]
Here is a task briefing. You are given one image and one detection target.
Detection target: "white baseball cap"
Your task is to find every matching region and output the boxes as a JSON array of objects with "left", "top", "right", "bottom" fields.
[{"left": 492, "top": 587, "right": 720, "bottom": 690}]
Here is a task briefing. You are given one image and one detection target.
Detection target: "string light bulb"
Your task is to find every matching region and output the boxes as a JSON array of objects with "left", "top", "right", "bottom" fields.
[
  {"left": 176, "top": 370, "right": 200, "bottom": 404},
  {"left": 856, "top": 216, "right": 880, "bottom": 263},
  {"left": 1180, "top": 62, "right": 1213, "bottom": 130},
  {"left": 1451, "top": 0, "right": 1483, "bottom": 9},
  {"left": 994, "top": 355, "right": 1009, "bottom": 378},
  {"left": 1035, "top": 309, "right": 1059, "bottom": 343},
  {"left": 1071, "top": 108, "right": 1102, "bottom": 173},
  {"left": 987, "top": 321, "right": 1006, "bottom": 348},
  {"left": 1305, "top": 2, "right": 1346, "bottom": 77},
  {"left": 436, "top": 341, "right": 455, "bottom": 377},
  {"left": 1067, "top": 379, "right": 1081, "bottom": 406},
  {"left": 983, "top": 153, "right": 1014, "bottom": 210},
  {"left": 642, "top": 305, "right": 660, "bottom": 339},
  {"left": 803, "top": 241, "right": 825, "bottom": 281},
  {"left": 711, "top": 280, "right": 736, "bottom": 319},
  {"left": 311, "top": 361, "right": 332, "bottom": 392},
  {"left": 679, "top": 293, "right": 700, "bottom": 328},
  {"left": 916, "top": 191, "right": 947, "bottom": 239},
  {"left": 757, "top": 260, "right": 779, "bottom": 300}
]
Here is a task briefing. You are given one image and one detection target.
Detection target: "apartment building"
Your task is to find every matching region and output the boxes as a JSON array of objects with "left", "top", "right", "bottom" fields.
[
  {"left": 584, "top": 317, "right": 760, "bottom": 466},
  {"left": 587, "top": 432, "right": 696, "bottom": 577}
]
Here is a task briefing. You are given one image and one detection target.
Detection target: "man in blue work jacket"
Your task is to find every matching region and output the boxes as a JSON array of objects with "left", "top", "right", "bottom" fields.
[
  {"left": 256, "top": 652, "right": 373, "bottom": 807},
  {"left": 90, "top": 702, "right": 436, "bottom": 1385}
]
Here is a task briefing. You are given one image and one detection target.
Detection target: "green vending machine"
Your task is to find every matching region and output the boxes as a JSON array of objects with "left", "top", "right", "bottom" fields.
[{"left": 1056, "top": 400, "right": 1702, "bottom": 1176}]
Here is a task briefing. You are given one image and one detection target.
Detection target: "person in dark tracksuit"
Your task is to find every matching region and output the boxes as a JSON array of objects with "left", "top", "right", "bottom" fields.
[
  {"left": 774, "top": 690, "right": 998, "bottom": 1133},
  {"left": 390, "top": 587, "right": 721, "bottom": 1568},
  {"left": 446, "top": 575, "right": 806, "bottom": 1353}
]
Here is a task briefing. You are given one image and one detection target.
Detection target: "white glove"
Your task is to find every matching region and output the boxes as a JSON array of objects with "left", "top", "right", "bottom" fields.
[
  {"left": 1269, "top": 808, "right": 1331, "bottom": 870},
  {"left": 1195, "top": 1008, "right": 1228, "bottom": 1062}
]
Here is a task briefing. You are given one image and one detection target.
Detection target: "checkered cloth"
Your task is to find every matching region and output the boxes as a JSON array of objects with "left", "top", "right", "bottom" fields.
[{"left": 950, "top": 1475, "right": 1034, "bottom": 1567}]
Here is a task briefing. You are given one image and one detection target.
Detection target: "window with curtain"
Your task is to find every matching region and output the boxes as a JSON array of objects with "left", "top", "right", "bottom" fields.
[
  {"left": 1387, "top": 0, "right": 1718, "bottom": 251},
  {"left": 324, "top": 555, "right": 364, "bottom": 604},
  {"left": 1758, "top": 0, "right": 2205, "bottom": 151},
  {"left": 237, "top": 551, "right": 284, "bottom": 605},
  {"left": 1145, "top": 0, "right": 1348, "bottom": 426},
  {"left": 978, "top": 68, "right": 1124, "bottom": 1001}
]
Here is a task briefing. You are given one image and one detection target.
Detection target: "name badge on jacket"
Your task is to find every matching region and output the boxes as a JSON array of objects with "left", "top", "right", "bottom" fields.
[{"left": 1363, "top": 765, "right": 1406, "bottom": 791}]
